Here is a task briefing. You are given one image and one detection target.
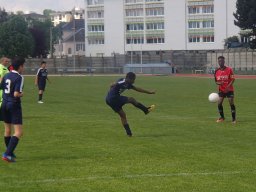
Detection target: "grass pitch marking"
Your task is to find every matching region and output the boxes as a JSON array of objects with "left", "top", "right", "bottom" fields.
[{"left": 10, "top": 170, "right": 256, "bottom": 184}]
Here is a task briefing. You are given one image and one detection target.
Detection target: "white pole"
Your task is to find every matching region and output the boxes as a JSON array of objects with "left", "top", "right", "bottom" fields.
[{"left": 73, "top": 12, "right": 76, "bottom": 73}]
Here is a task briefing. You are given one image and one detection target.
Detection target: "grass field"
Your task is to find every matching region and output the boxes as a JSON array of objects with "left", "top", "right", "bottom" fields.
[{"left": 0, "top": 75, "right": 256, "bottom": 192}]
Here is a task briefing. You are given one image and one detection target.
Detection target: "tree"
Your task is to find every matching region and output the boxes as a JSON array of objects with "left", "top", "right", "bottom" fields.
[
  {"left": 234, "top": 0, "right": 256, "bottom": 49},
  {"left": 29, "top": 19, "right": 52, "bottom": 58},
  {"left": 0, "top": 7, "right": 8, "bottom": 23},
  {"left": 43, "top": 9, "right": 56, "bottom": 17},
  {"left": 0, "top": 15, "right": 34, "bottom": 58}
]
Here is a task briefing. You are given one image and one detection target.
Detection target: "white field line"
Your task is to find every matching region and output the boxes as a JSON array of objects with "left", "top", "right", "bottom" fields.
[{"left": 10, "top": 170, "right": 256, "bottom": 184}]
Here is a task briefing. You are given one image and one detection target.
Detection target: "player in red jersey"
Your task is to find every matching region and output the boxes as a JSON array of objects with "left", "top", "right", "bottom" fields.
[{"left": 214, "top": 56, "right": 236, "bottom": 123}]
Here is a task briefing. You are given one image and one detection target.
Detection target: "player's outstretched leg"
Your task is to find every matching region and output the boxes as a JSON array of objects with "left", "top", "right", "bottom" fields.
[
  {"left": 128, "top": 97, "right": 155, "bottom": 114},
  {"left": 118, "top": 110, "right": 132, "bottom": 137}
]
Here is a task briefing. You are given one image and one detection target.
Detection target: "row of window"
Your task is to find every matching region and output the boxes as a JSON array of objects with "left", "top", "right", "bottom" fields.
[
  {"left": 188, "top": 20, "right": 214, "bottom": 29},
  {"left": 88, "top": 39, "right": 105, "bottom": 45},
  {"left": 188, "top": 35, "right": 214, "bottom": 43},
  {"left": 88, "top": 25, "right": 104, "bottom": 32},
  {"left": 188, "top": 5, "right": 214, "bottom": 14},
  {"left": 125, "top": 7, "right": 164, "bottom": 17},
  {"left": 126, "top": 37, "right": 165, "bottom": 44},
  {"left": 125, "top": 0, "right": 163, "bottom": 3},
  {"left": 126, "top": 22, "right": 164, "bottom": 31},
  {"left": 87, "top": 11, "right": 104, "bottom": 18},
  {"left": 87, "top": 0, "right": 104, "bottom": 5}
]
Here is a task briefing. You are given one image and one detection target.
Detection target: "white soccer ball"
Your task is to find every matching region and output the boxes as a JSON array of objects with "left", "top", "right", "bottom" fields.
[{"left": 208, "top": 93, "right": 219, "bottom": 103}]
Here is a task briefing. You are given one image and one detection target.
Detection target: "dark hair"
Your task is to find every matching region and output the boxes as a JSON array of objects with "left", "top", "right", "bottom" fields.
[
  {"left": 12, "top": 57, "right": 25, "bottom": 70},
  {"left": 41, "top": 61, "right": 46, "bottom": 65},
  {"left": 126, "top": 72, "right": 136, "bottom": 80},
  {"left": 218, "top": 56, "right": 225, "bottom": 60}
]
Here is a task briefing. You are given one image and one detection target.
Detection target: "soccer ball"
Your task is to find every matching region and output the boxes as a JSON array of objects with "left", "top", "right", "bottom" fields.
[{"left": 208, "top": 93, "right": 219, "bottom": 103}]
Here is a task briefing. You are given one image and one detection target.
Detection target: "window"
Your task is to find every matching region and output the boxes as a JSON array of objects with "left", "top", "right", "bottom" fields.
[
  {"left": 188, "top": 6, "right": 200, "bottom": 14},
  {"left": 202, "top": 20, "right": 214, "bottom": 28},
  {"left": 188, "top": 36, "right": 200, "bottom": 43},
  {"left": 125, "top": 0, "right": 143, "bottom": 3},
  {"left": 126, "top": 9, "right": 143, "bottom": 17},
  {"left": 68, "top": 48, "right": 72, "bottom": 54},
  {"left": 146, "top": 37, "right": 165, "bottom": 44},
  {"left": 146, "top": 8, "right": 164, "bottom": 16},
  {"left": 126, "top": 37, "right": 144, "bottom": 44},
  {"left": 188, "top": 21, "right": 200, "bottom": 29},
  {"left": 146, "top": 22, "right": 164, "bottom": 30},
  {"left": 87, "top": 0, "right": 104, "bottom": 5},
  {"left": 88, "top": 25, "right": 104, "bottom": 32},
  {"left": 202, "top": 5, "right": 214, "bottom": 13},
  {"left": 88, "top": 11, "right": 104, "bottom": 18},
  {"left": 203, "top": 36, "right": 214, "bottom": 42},
  {"left": 146, "top": 0, "right": 163, "bottom": 2},
  {"left": 126, "top": 23, "right": 144, "bottom": 31},
  {"left": 76, "top": 43, "right": 85, "bottom": 51},
  {"left": 88, "top": 39, "right": 105, "bottom": 45}
]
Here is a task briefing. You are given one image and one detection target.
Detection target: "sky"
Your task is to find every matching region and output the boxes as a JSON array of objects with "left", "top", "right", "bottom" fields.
[{"left": 0, "top": 0, "right": 85, "bottom": 14}]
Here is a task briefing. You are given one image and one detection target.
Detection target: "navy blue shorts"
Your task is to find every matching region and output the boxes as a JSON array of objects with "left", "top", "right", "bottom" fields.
[
  {"left": 219, "top": 91, "right": 234, "bottom": 98},
  {"left": 38, "top": 81, "right": 46, "bottom": 91},
  {"left": 1, "top": 101, "right": 23, "bottom": 125},
  {"left": 106, "top": 96, "right": 128, "bottom": 112}
]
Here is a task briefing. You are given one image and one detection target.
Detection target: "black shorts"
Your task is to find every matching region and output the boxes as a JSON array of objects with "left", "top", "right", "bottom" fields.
[
  {"left": 38, "top": 82, "right": 46, "bottom": 91},
  {"left": 1, "top": 101, "right": 22, "bottom": 125},
  {"left": 219, "top": 91, "right": 234, "bottom": 98},
  {"left": 106, "top": 96, "right": 129, "bottom": 113}
]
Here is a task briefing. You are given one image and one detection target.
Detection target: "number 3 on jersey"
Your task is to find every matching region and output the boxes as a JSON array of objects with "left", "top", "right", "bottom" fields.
[{"left": 5, "top": 79, "right": 11, "bottom": 94}]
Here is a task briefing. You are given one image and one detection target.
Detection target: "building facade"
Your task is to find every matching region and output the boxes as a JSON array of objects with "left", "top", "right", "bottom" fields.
[{"left": 84, "top": 0, "right": 239, "bottom": 56}]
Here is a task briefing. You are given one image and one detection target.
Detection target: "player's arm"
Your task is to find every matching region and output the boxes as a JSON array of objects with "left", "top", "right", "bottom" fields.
[
  {"left": 14, "top": 91, "right": 23, "bottom": 97},
  {"left": 35, "top": 75, "right": 38, "bottom": 85},
  {"left": 14, "top": 76, "right": 24, "bottom": 97},
  {"left": 47, "top": 76, "right": 51, "bottom": 83},
  {"left": 132, "top": 86, "right": 155, "bottom": 94}
]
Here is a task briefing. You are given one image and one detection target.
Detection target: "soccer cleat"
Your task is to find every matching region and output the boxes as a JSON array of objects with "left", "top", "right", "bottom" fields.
[
  {"left": 216, "top": 118, "right": 225, "bottom": 123},
  {"left": 38, "top": 101, "right": 44, "bottom": 104},
  {"left": 145, "top": 104, "right": 155, "bottom": 114},
  {"left": 124, "top": 127, "right": 132, "bottom": 137},
  {"left": 232, "top": 120, "right": 237, "bottom": 124},
  {"left": 2, "top": 153, "right": 16, "bottom": 163}
]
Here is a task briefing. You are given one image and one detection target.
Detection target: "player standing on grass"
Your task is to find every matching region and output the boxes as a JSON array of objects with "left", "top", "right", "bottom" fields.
[
  {"left": 106, "top": 72, "right": 155, "bottom": 137},
  {"left": 0, "top": 57, "right": 25, "bottom": 162},
  {"left": 214, "top": 56, "right": 236, "bottom": 123},
  {"left": 35, "top": 61, "right": 50, "bottom": 104}
]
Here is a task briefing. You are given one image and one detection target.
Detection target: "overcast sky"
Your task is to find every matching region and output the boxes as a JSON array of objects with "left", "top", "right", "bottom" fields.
[{"left": 0, "top": 0, "right": 85, "bottom": 14}]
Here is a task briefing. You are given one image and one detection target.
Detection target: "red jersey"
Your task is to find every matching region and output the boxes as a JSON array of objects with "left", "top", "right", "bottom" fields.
[{"left": 214, "top": 66, "right": 235, "bottom": 92}]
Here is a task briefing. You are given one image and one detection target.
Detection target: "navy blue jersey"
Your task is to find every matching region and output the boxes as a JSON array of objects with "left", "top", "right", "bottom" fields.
[
  {"left": 0, "top": 70, "right": 24, "bottom": 103},
  {"left": 106, "top": 78, "right": 134, "bottom": 100},
  {"left": 36, "top": 68, "right": 48, "bottom": 83}
]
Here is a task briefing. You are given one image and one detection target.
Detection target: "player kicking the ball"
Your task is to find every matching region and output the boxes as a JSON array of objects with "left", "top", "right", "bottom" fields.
[
  {"left": 106, "top": 72, "right": 155, "bottom": 137},
  {"left": 214, "top": 56, "right": 236, "bottom": 123}
]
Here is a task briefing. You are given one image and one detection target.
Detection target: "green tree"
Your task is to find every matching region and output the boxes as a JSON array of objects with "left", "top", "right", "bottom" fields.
[
  {"left": 0, "top": 15, "right": 34, "bottom": 58},
  {"left": 29, "top": 19, "right": 52, "bottom": 58},
  {"left": 0, "top": 7, "right": 8, "bottom": 23},
  {"left": 234, "top": 0, "right": 256, "bottom": 49},
  {"left": 43, "top": 9, "right": 56, "bottom": 17}
]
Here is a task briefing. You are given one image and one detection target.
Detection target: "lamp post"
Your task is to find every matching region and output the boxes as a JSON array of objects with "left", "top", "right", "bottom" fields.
[{"left": 72, "top": 11, "right": 76, "bottom": 73}]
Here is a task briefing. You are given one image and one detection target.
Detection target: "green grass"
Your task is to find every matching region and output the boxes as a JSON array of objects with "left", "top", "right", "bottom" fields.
[{"left": 0, "top": 75, "right": 256, "bottom": 192}]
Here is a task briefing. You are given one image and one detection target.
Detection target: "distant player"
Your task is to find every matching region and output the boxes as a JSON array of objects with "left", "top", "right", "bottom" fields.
[
  {"left": 214, "top": 56, "right": 236, "bottom": 123},
  {"left": 106, "top": 72, "right": 155, "bottom": 137},
  {"left": 35, "top": 61, "right": 50, "bottom": 103},
  {"left": 0, "top": 57, "right": 25, "bottom": 162}
]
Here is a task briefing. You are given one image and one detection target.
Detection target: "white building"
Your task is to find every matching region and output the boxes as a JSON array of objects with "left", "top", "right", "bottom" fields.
[
  {"left": 51, "top": 7, "right": 85, "bottom": 26},
  {"left": 84, "top": 0, "right": 240, "bottom": 56}
]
